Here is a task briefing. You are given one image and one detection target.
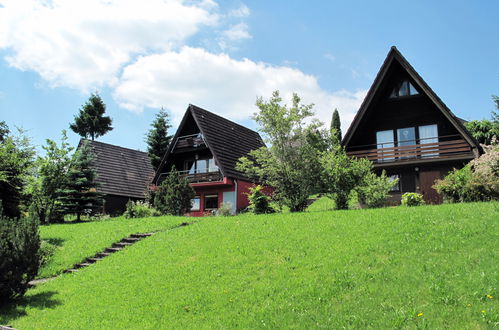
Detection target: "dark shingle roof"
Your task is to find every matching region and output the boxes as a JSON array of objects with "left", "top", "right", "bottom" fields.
[
  {"left": 84, "top": 140, "right": 154, "bottom": 199},
  {"left": 189, "top": 105, "right": 266, "bottom": 179},
  {"left": 153, "top": 105, "right": 266, "bottom": 182}
]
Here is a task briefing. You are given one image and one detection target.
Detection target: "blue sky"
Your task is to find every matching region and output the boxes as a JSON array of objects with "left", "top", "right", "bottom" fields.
[{"left": 0, "top": 0, "right": 498, "bottom": 152}]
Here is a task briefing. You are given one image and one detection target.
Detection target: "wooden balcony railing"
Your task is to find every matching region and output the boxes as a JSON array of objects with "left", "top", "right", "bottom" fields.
[
  {"left": 158, "top": 169, "right": 223, "bottom": 184},
  {"left": 346, "top": 135, "right": 472, "bottom": 163},
  {"left": 173, "top": 133, "right": 206, "bottom": 150}
]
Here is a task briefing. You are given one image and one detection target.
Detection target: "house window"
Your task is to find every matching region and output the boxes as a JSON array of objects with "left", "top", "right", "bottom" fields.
[
  {"left": 204, "top": 194, "right": 218, "bottom": 210},
  {"left": 191, "top": 196, "right": 200, "bottom": 211},
  {"left": 186, "top": 158, "right": 218, "bottom": 174},
  {"left": 390, "top": 80, "right": 419, "bottom": 98},
  {"left": 397, "top": 127, "right": 416, "bottom": 159},
  {"left": 376, "top": 130, "right": 395, "bottom": 161},
  {"left": 419, "top": 124, "right": 439, "bottom": 157},
  {"left": 389, "top": 175, "right": 400, "bottom": 192}
]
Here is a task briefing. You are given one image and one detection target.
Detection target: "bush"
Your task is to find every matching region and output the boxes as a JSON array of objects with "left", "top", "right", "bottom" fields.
[
  {"left": 401, "top": 192, "right": 425, "bottom": 207},
  {"left": 39, "top": 240, "right": 57, "bottom": 267},
  {"left": 154, "top": 167, "right": 195, "bottom": 216},
  {"left": 124, "top": 200, "right": 159, "bottom": 219},
  {"left": 248, "top": 185, "right": 274, "bottom": 214},
  {"left": 215, "top": 202, "right": 234, "bottom": 216},
  {"left": 434, "top": 144, "right": 499, "bottom": 202},
  {"left": 0, "top": 212, "right": 41, "bottom": 304},
  {"left": 356, "top": 171, "right": 397, "bottom": 208}
]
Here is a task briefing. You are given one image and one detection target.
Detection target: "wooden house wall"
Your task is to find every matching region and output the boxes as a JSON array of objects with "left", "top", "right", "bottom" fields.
[{"left": 346, "top": 61, "right": 461, "bottom": 149}]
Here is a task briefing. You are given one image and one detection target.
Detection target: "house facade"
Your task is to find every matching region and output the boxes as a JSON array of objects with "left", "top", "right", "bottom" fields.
[
  {"left": 343, "top": 47, "right": 482, "bottom": 204},
  {"left": 153, "top": 105, "right": 266, "bottom": 216},
  {"left": 86, "top": 140, "right": 155, "bottom": 215}
]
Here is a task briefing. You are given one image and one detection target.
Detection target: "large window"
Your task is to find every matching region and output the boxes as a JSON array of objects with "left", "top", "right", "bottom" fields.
[
  {"left": 376, "top": 130, "right": 395, "bottom": 161},
  {"left": 186, "top": 158, "right": 219, "bottom": 174},
  {"left": 204, "top": 194, "right": 218, "bottom": 210},
  {"left": 190, "top": 196, "right": 200, "bottom": 211},
  {"left": 419, "top": 124, "right": 439, "bottom": 157}
]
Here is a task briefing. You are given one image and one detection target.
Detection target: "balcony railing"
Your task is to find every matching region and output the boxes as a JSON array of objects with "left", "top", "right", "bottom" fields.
[
  {"left": 346, "top": 134, "right": 473, "bottom": 163},
  {"left": 172, "top": 133, "right": 206, "bottom": 150},
  {"left": 158, "top": 168, "right": 223, "bottom": 184}
]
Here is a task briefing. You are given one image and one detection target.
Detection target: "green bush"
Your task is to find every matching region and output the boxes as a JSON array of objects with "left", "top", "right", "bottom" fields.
[
  {"left": 401, "top": 192, "right": 425, "bottom": 207},
  {"left": 356, "top": 171, "right": 397, "bottom": 208},
  {"left": 248, "top": 185, "right": 274, "bottom": 214},
  {"left": 154, "top": 167, "right": 195, "bottom": 216},
  {"left": 434, "top": 145, "right": 499, "bottom": 202},
  {"left": 0, "top": 212, "right": 41, "bottom": 304},
  {"left": 39, "top": 240, "right": 57, "bottom": 267},
  {"left": 124, "top": 200, "right": 159, "bottom": 219}
]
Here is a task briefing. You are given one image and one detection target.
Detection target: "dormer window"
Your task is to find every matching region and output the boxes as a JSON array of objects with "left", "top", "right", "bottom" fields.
[{"left": 389, "top": 80, "right": 419, "bottom": 98}]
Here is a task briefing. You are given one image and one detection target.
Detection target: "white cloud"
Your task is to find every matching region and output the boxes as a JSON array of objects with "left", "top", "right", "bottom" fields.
[
  {"left": 0, "top": 0, "right": 218, "bottom": 91},
  {"left": 114, "top": 47, "right": 366, "bottom": 131},
  {"left": 222, "top": 23, "right": 251, "bottom": 41},
  {"left": 229, "top": 4, "right": 250, "bottom": 17}
]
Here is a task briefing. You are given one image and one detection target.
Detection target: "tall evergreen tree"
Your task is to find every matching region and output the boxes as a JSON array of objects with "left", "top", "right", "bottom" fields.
[
  {"left": 146, "top": 107, "right": 172, "bottom": 170},
  {"left": 153, "top": 166, "right": 195, "bottom": 215},
  {"left": 58, "top": 141, "right": 103, "bottom": 221},
  {"left": 70, "top": 93, "right": 113, "bottom": 140},
  {"left": 330, "top": 108, "right": 342, "bottom": 145}
]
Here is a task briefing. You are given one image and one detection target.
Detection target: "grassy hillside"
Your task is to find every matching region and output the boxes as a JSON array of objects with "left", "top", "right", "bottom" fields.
[{"left": 1, "top": 202, "right": 497, "bottom": 328}]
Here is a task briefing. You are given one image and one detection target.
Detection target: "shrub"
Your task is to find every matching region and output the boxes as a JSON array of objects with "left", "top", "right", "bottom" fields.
[
  {"left": 0, "top": 212, "right": 41, "bottom": 304},
  {"left": 39, "top": 240, "right": 57, "bottom": 267},
  {"left": 401, "top": 192, "right": 425, "bottom": 207},
  {"left": 154, "top": 167, "right": 195, "bottom": 216},
  {"left": 248, "top": 185, "right": 274, "bottom": 214},
  {"left": 215, "top": 202, "right": 234, "bottom": 216},
  {"left": 357, "top": 171, "right": 397, "bottom": 208},
  {"left": 124, "top": 200, "right": 159, "bottom": 219},
  {"left": 434, "top": 144, "right": 499, "bottom": 202}
]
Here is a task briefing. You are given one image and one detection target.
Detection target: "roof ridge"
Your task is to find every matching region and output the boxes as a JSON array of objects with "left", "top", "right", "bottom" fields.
[{"left": 85, "top": 139, "right": 148, "bottom": 155}]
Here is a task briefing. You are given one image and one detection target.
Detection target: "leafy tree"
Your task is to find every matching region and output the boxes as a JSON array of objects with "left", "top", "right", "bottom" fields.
[
  {"left": 26, "top": 131, "right": 74, "bottom": 223},
  {"left": 237, "top": 91, "right": 324, "bottom": 212},
  {"left": 0, "top": 120, "right": 9, "bottom": 142},
  {"left": 320, "top": 147, "right": 372, "bottom": 210},
  {"left": 330, "top": 108, "right": 342, "bottom": 145},
  {"left": 0, "top": 126, "right": 36, "bottom": 218},
  {"left": 356, "top": 170, "right": 397, "bottom": 208},
  {"left": 146, "top": 107, "right": 172, "bottom": 170},
  {"left": 464, "top": 96, "right": 499, "bottom": 145},
  {"left": 70, "top": 93, "right": 113, "bottom": 140},
  {"left": 0, "top": 210, "right": 40, "bottom": 304},
  {"left": 58, "top": 141, "right": 103, "bottom": 221},
  {"left": 153, "top": 166, "right": 195, "bottom": 215}
]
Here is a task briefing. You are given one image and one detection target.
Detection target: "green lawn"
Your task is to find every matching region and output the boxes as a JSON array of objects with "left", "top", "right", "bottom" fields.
[
  {"left": 37, "top": 215, "right": 188, "bottom": 278},
  {"left": 1, "top": 202, "right": 498, "bottom": 328}
]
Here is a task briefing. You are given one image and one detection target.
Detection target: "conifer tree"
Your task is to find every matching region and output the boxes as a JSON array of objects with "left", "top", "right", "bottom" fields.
[
  {"left": 146, "top": 107, "right": 172, "bottom": 170},
  {"left": 58, "top": 141, "right": 103, "bottom": 221},
  {"left": 330, "top": 108, "right": 342, "bottom": 145},
  {"left": 70, "top": 93, "right": 113, "bottom": 140},
  {"left": 153, "top": 166, "right": 194, "bottom": 216}
]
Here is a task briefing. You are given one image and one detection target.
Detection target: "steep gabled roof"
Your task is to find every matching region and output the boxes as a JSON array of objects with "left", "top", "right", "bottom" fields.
[
  {"left": 154, "top": 104, "right": 265, "bottom": 182},
  {"left": 84, "top": 140, "right": 154, "bottom": 199},
  {"left": 342, "top": 46, "right": 481, "bottom": 154}
]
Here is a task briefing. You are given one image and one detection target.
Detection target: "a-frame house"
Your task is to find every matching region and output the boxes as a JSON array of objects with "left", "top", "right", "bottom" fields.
[
  {"left": 343, "top": 46, "right": 482, "bottom": 204},
  {"left": 153, "top": 104, "right": 266, "bottom": 215}
]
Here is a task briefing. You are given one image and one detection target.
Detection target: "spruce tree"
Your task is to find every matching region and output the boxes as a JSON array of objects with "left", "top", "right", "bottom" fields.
[
  {"left": 330, "top": 108, "right": 342, "bottom": 145},
  {"left": 154, "top": 166, "right": 195, "bottom": 216},
  {"left": 146, "top": 107, "right": 172, "bottom": 170},
  {"left": 70, "top": 93, "right": 113, "bottom": 140},
  {"left": 58, "top": 141, "right": 103, "bottom": 221}
]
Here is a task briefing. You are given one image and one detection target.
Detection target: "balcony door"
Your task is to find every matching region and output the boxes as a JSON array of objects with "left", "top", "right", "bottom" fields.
[
  {"left": 397, "top": 127, "right": 416, "bottom": 159},
  {"left": 418, "top": 124, "right": 439, "bottom": 158},
  {"left": 376, "top": 130, "right": 395, "bottom": 161}
]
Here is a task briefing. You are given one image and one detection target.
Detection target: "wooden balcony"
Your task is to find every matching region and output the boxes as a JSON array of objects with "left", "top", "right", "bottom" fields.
[
  {"left": 158, "top": 169, "right": 223, "bottom": 184},
  {"left": 346, "top": 135, "right": 473, "bottom": 164},
  {"left": 172, "top": 134, "right": 206, "bottom": 151}
]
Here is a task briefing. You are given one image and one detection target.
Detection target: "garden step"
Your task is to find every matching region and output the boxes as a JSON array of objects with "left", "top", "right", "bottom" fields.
[
  {"left": 113, "top": 242, "right": 133, "bottom": 248},
  {"left": 86, "top": 257, "right": 102, "bottom": 263},
  {"left": 96, "top": 252, "right": 111, "bottom": 258},
  {"left": 131, "top": 233, "right": 153, "bottom": 238},
  {"left": 105, "top": 247, "right": 122, "bottom": 253},
  {"left": 64, "top": 269, "right": 79, "bottom": 273},
  {"left": 121, "top": 237, "right": 141, "bottom": 243},
  {"left": 75, "top": 263, "right": 92, "bottom": 268}
]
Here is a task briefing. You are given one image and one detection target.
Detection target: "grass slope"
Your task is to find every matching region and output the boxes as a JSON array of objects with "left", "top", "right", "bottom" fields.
[
  {"left": 1, "top": 202, "right": 498, "bottom": 328},
  {"left": 38, "top": 216, "right": 186, "bottom": 278}
]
